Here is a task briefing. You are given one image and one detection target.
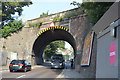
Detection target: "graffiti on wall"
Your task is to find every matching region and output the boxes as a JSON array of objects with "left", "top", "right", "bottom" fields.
[{"left": 109, "top": 42, "right": 116, "bottom": 65}]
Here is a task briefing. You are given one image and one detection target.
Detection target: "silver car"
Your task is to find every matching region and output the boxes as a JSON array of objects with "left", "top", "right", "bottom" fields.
[{"left": 51, "top": 54, "right": 64, "bottom": 69}]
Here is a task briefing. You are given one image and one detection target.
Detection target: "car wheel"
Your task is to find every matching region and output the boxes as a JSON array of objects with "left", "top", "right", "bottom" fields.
[
  {"left": 10, "top": 70, "right": 13, "bottom": 72},
  {"left": 51, "top": 67, "right": 53, "bottom": 69},
  {"left": 24, "top": 68, "right": 27, "bottom": 72},
  {"left": 29, "top": 68, "right": 31, "bottom": 71},
  {"left": 61, "top": 67, "right": 64, "bottom": 69}
]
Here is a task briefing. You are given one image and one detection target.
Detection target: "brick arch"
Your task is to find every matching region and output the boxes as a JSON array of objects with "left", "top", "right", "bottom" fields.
[{"left": 32, "top": 28, "right": 76, "bottom": 65}]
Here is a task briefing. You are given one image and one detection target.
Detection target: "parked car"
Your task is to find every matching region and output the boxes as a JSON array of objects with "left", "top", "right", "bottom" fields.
[
  {"left": 51, "top": 54, "right": 65, "bottom": 69},
  {"left": 9, "top": 60, "right": 31, "bottom": 72}
]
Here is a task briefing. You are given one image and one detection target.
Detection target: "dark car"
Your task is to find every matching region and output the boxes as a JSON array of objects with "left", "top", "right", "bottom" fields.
[
  {"left": 51, "top": 54, "right": 65, "bottom": 69},
  {"left": 9, "top": 60, "right": 31, "bottom": 72}
]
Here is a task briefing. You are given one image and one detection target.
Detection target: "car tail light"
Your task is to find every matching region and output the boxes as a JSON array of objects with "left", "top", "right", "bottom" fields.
[
  {"left": 19, "top": 64, "right": 24, "bottom": 66},
  {"left": 9, "top": 64, "right": 13, "bottom": 66}
]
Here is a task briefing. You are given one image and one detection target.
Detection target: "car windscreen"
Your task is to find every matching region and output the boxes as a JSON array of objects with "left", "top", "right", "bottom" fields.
[
  {"left": 51, "top": 56, "right": 64, "bottom": 62},
  {"left": 52, "top": 57, "right": 63, "bottom": 60},
  {"left": 11, "top": 60, "right": 24, "bottom": 65}
]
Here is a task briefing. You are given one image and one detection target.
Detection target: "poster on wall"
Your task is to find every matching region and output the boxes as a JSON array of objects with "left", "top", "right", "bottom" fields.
[
  {"left": 10, "top": 52, "right": 18, "bottom": 61},
  {"left": 81, "top": 31, "right": 94, "bottom": 66}
]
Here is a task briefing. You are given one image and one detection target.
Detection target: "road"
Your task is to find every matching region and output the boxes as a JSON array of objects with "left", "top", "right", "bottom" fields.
[{"left": 1, "top": 64, "right": 63, "bottom": 79}]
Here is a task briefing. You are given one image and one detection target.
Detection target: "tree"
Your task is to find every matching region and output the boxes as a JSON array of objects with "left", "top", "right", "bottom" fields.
[
  {"left": 70, "top": 1, "right": 81, "bottom": 8},
  {"left": 2, "top": 2, "right": 32, "bottom": 26},
  {"left": 44, "top": 41, "right": 65, "bottom": 60},
  {"left": 70, "top": 1, "right": 113, "bottom": 25},
  {"left": 40, "top": 12, "right": 49, "bottom": 18},
  {"left": 1, "top": 20, "right": 23, "bottom": 38},
  {"left": 81, "top": 2, "right": 113, "bottom": 25},
  {"left": 1, "top": 2, "right": 32, "bottom": 38}
]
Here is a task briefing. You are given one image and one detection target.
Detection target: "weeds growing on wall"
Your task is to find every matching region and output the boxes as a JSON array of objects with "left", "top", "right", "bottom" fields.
[
  {"left": 53, "top": 15, "right": 64, "bottom": 22},
  {"left": 29, "top": 22, "right": 42, "bottom": 28}
]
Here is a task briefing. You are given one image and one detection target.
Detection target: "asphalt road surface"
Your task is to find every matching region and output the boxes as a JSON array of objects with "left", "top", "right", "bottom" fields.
[{"left": 2, "top": 63, "right": 63, "bottom": 79}]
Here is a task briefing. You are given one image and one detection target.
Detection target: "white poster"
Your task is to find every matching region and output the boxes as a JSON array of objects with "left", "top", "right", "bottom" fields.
[{"left": 10, "top": 52, "right": 18, "bottom": 61}]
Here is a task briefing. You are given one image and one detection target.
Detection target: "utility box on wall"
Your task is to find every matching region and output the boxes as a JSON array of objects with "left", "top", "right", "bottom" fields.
[
  {"left": 96, "top": 19, "right": 119, "bottom": 78},
  {"left": 0, "top": 52, "right": 7, "bottom": 66}
]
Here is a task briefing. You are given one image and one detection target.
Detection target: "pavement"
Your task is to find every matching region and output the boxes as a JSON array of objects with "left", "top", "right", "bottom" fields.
[
  {"left": 0, "top": 66, "right": 8, "bottom": 72},
  {"left": 57, "top": 69, "right": 83, "bottom": 78},
  {"left": 56, "top": 61, "right": 83, "bottom": 78}
]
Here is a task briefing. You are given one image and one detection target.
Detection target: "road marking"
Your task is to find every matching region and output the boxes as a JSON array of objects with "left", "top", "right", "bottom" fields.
[
  {"left": 16, "top": 75, "right": 25, "bottom": 79},
  {"left": 32, "top": 65, "right": 44, "bottom": 69},
  {"left": 56, "top": 70, "right": 64, "bottom": 78}
]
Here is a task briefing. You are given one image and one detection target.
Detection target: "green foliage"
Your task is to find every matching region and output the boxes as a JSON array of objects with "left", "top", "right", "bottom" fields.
[
  {"left": 64, "top": 9, "right": 83, "bottom": 19},
  {"left": 1, "top": 20, "right": 23, "bottom": 38},
  {"left": 81, "top": 2, "right": 113, "bottom": 25},
  {"left": 2, "top": 2, "right": 32, "bottom": 25},
  {"left": 70, "top": 1, "right": 81, "bottom": 8},
  {"left": 29, "top": 22, "right": 42, "bottom": 28},
  {"left": 1, "top": 2, "right": 32, "bottom": 38},
  {"left": 70, "top": 1, "right": 113, "bottom": 25},
  {"left": 64, "top": 54, "right": 70, "bottom": 60},
  {"left": 40, "top": 12, "right": 49, "bottom": 18},
  {"left": 44, "top": 41, "right": 65, "bottom": 60},
  {"left": 53, "top": 15, "right": 64, "bottom": 22}
]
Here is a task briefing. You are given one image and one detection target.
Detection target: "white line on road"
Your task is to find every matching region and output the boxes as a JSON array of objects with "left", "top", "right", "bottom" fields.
[
  {"left": 56, "top": 70, "right": 64, "bottom": 78},
  {"left": 16, "top": 75, "right": 26, "bottom": 79}
]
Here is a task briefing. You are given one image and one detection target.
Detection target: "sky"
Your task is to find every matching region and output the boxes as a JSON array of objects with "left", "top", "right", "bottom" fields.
[{"left": 19, "top": 0, "right": 82, "bottom": 22}]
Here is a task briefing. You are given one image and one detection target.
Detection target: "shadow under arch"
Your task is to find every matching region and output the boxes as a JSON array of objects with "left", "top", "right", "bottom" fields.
[{"left": 32, "top": 29, "right": 77, "bottom": 65}]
